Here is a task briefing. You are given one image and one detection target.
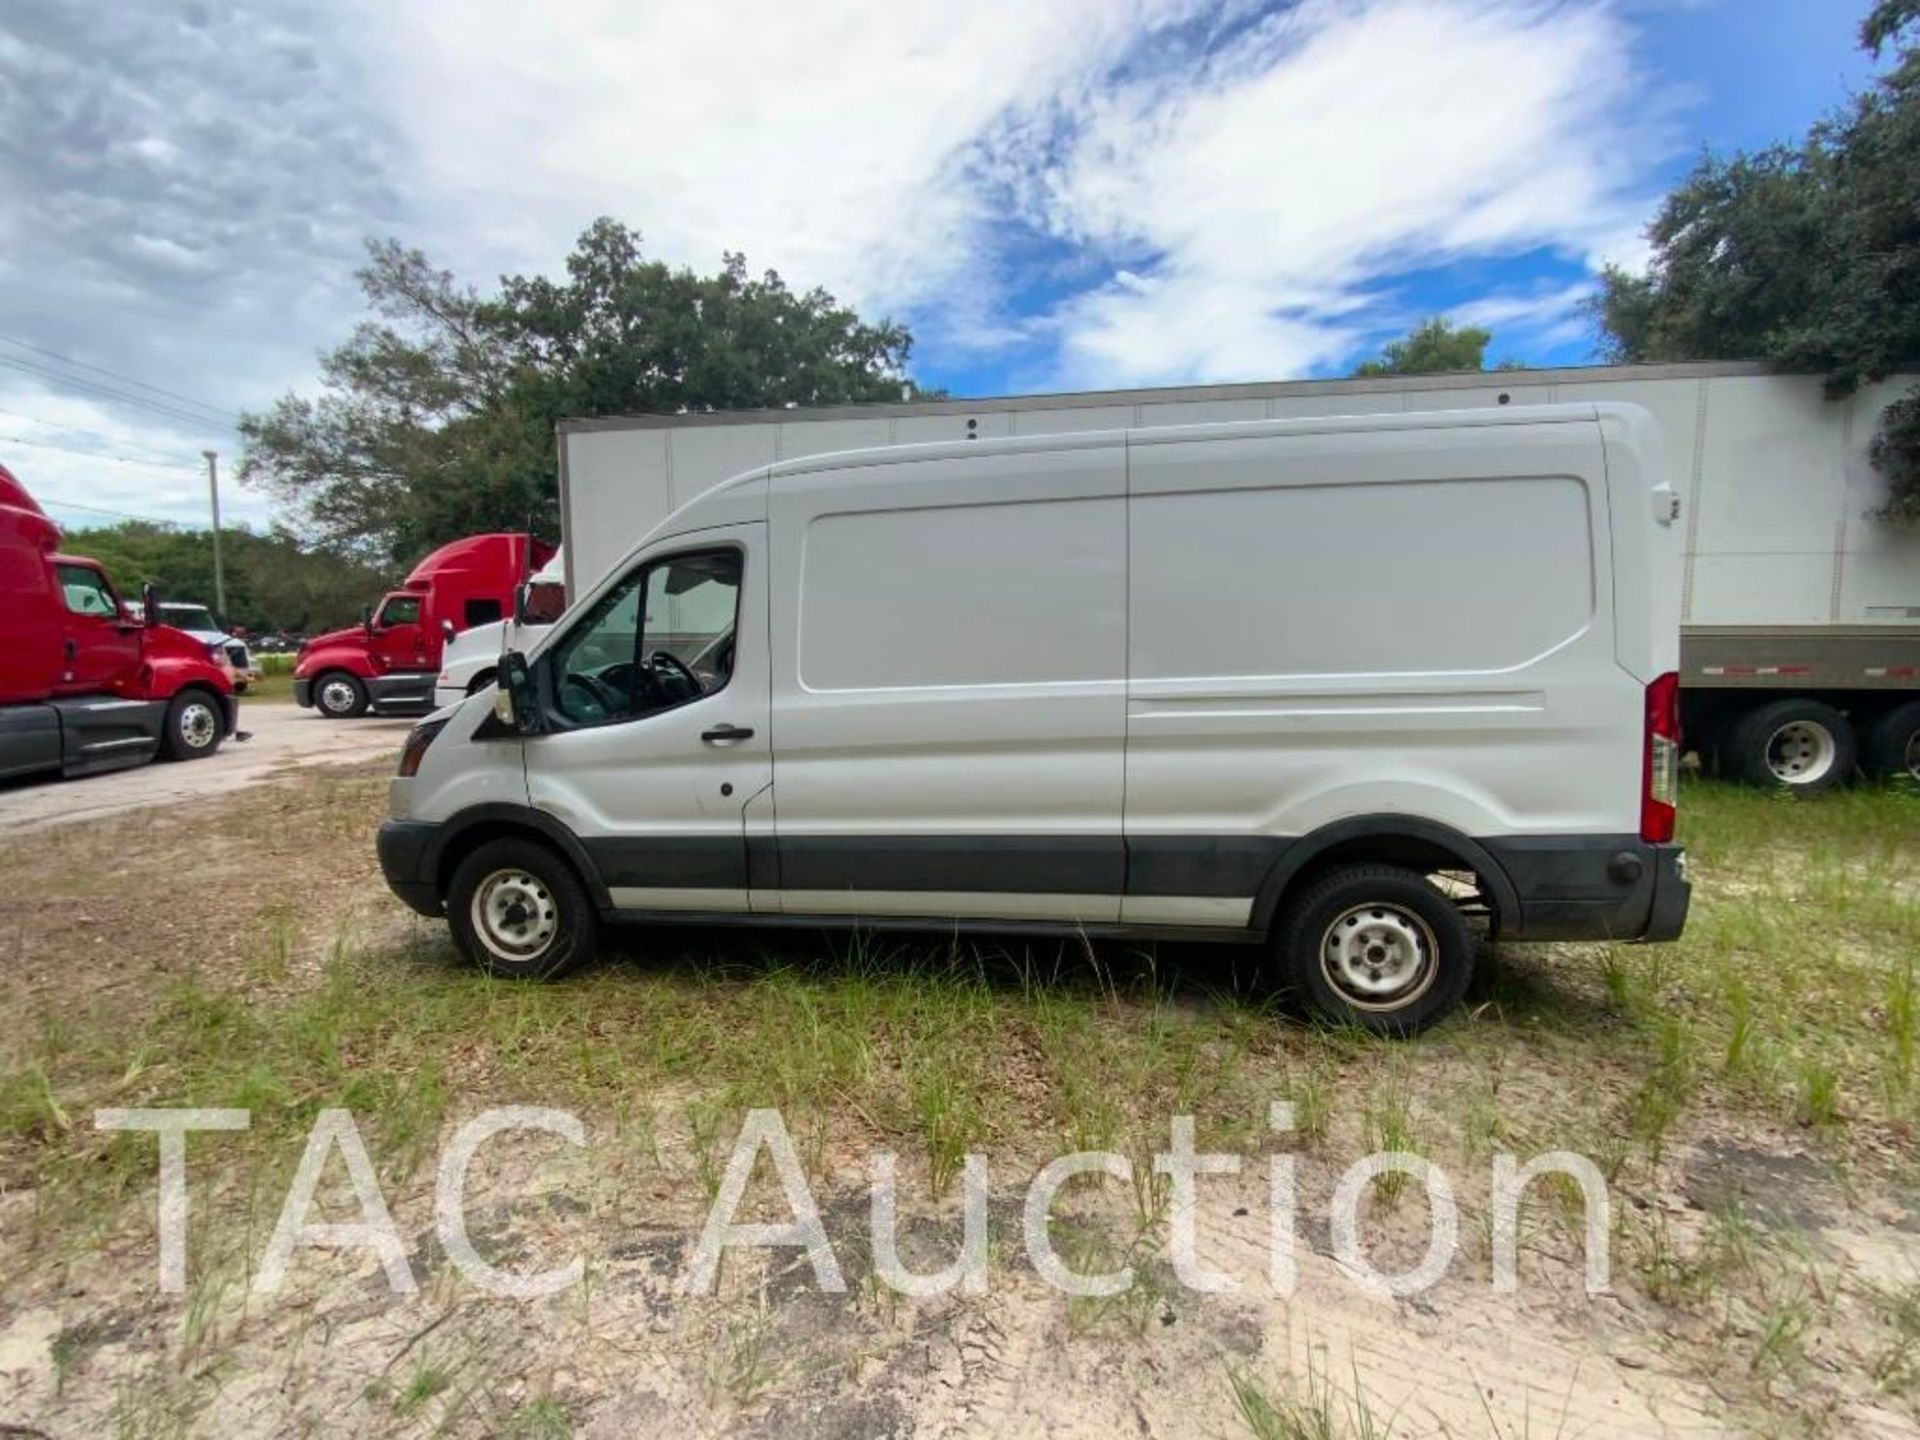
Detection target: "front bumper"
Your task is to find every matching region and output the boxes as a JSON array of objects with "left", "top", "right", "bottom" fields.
[
  {"left": 1483, "top": 837, "right": 1690, "bottom": 943},
  {"left": 292, "top": 676, "right": 314, "bottom": 708},
  {"left": 377, "top": 819, "right": 443, "bottom": 917}
]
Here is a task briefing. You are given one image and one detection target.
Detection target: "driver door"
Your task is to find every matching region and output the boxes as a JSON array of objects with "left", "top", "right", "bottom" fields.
[
  {"left": 54, "top": 562, "right": 141, "bottom": 695},
  {"left": 524, "top": 523, "right": 770, "bottom": 914},
  {"left": 371, "top": 593, "right": 427, "bottom": 671}
]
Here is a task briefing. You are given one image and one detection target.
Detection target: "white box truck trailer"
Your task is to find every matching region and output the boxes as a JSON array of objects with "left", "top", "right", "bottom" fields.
[
  {"left": 383, "top": 399, "right": 1688, "bottom": 1034},
  {"left": 555, "top": 361, "right": 1920, "bottom": 790}
]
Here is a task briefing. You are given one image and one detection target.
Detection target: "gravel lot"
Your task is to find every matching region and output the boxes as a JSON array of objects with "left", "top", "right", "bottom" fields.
[{"left": 0, "top": 702, "right": 415, "bottom": 835}]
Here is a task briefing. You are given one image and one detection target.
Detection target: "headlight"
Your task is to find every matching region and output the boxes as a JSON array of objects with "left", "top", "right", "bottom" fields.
[
  {"left": 397, "top": 718, "right": 449, "bottom": 778},
  {"left": 206, "top": 642, "right": 227, "bottom": 664}
]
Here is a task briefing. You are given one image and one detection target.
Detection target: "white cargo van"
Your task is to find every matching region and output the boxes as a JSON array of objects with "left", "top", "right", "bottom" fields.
[
  {"left": 380, "top": 403, "right": 1690, "bottom": 1033},
  {"left": 431, "top": 550, "right": 568, "bottom": 710}
]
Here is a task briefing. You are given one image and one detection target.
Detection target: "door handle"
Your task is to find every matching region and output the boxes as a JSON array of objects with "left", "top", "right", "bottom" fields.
[{"left": 701, "top": 724, "right": 754, "bottom": 744}]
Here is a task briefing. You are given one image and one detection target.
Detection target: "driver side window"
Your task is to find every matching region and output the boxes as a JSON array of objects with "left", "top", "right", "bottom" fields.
[{"left": 548, "top": 548, "right": 741, "bottom": 728}]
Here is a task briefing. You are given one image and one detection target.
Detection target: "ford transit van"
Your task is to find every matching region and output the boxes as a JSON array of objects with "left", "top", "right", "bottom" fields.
[{"left": 378, "top": 403, "right": 1690, "bottom": 1033}]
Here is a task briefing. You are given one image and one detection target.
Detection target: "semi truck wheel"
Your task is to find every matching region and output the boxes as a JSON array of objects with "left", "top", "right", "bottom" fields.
[
  {"left": 1275, "top": 864, "right": 1474, "bottom": 1035},
  {"left": 447, "top": 837, "right": 599, "bottom": 980},
  {"left": 1726, "top": 699, "right": 1855, "bottom": 793},
  {"left": 160, "top": 688, "right": 225, "bottom": 761},
  {"left": 1863, "top": 700, "right": 1920, "bottom": 783},
  {"left": 314, "top": 672, "right": 369, "bottom": 719}
]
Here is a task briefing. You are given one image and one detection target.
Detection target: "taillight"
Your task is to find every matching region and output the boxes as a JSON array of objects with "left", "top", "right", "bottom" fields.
[{"left": 1642, "top": 671, "right": 1679, "bottom": 843}]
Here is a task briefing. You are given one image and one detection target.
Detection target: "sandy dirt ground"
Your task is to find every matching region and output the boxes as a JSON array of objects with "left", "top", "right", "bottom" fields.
[{"left": 0, "top": 703, "right": 415, "bottom": 835}]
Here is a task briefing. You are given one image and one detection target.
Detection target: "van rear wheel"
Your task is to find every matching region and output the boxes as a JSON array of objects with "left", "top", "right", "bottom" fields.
[
  {"left": 1276, "top": 864, "right": 1474, "bottom": 1035},
  {"left": 447, "top": 838, "right": 598, "bottom": 980}
]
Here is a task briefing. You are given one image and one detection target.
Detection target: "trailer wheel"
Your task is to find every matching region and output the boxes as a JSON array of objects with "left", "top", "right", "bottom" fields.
[
  {"left": 314, "top": 671, "right": 369, "bottom": 719},
  {"left": 1275, "top": 864, "right": 1474, "bottom": 1036},
  {"left": 1863, "top": 700, "right": 1920, "bottom": 783},
  {"left": 447, "top": 837, "right": 599, "bottom": 980},
  {"left": 1727, "top": 698, "right": 1855, "bottom": 793},
  {"left": 160, "top": 688, "right": 225, "bottom": 761}
]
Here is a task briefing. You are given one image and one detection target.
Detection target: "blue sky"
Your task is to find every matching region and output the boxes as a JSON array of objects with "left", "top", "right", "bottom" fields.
[{"left": 0, "top": 0, "right": 1890, "bottom": 528}]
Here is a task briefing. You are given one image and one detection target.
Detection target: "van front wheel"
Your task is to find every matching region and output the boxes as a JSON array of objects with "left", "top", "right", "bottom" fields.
[
  {"left": 447, "top": 838, "right": 599, "bottom": 980},
  {"left": 1276, "top": 864, "right": 1473, "bottom": 1035}
]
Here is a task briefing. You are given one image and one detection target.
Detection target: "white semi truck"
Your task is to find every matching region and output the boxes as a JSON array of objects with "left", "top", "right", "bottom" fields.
[{"left": 554, "top": 360, "right": 1920, "bottom": 790}]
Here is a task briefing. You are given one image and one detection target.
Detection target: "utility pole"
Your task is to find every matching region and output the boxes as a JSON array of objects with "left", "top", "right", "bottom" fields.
[{"left": 203, "top": 450, "right": 226, "bottom": 617}]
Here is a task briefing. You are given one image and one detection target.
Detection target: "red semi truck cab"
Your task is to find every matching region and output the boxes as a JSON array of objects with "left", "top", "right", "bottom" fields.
[
  {"left": 0, "top": 463, "right": 239, "bottom": 781},
  {"left": 293, "top": 532, "right": 555, "bottom": 718}
]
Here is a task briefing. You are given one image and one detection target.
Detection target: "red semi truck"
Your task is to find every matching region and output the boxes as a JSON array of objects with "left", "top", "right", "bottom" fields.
[
  {"left": 293, "top": 532, "right": 555, "bottom": 717},
  {"left": 0, "top": 463, "right": 239, "bottom": 781}
]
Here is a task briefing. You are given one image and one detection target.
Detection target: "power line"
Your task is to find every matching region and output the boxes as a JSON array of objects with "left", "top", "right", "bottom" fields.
[
  {"left": 0, "top": 433, "right": 201, "bottom": 473},
  {"left": 0, "top": 355, "right": 239, "bottom": 432},
  {"left": 0, "top": 332, "right": 238, "bottom": 422},
  {"left": 0, "top": 405, "right": 207, "bottom": 464},
  {"left": 38, "top": 496, "right": 184, "bottom": 527}
]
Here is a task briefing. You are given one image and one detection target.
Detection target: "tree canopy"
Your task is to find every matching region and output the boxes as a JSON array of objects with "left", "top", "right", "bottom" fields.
[
  {"left": 1351, "top": 317, "right": 1495, "bottom": 377},
  {"left": 1589, "top": 0, "right": 1920, "bottom": 521},
  {"left": 240, "top": 219, "right": 928, "bottom": 563}
]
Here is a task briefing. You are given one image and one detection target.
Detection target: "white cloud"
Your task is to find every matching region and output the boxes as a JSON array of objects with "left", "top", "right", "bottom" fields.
[
  {"left": 1007, "top": 0, "right": 1668, "bottom": 383},
  {"left": 355, "top": 0, "right": 1673, "bottom": 392},
  {"left": 351, "top": 0, "right": 1205, "bottom": 313}
]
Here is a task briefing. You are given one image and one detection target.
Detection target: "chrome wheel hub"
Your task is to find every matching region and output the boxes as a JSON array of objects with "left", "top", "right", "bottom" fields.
[
  {"left": 319, "top": 679, "right": 358, "bottom": 714},
  {"left": 1765, "top": 720, "right": 1837, "bottom": 785},
  {"left": 471, "top": 869, "right": 558, "bottom": 963},
  {"left": 178, "top": 701, "right": 217, "bottom": 749},
  {"left": 1320, "top": 903, "right": 1438, "bottom": 1011}
]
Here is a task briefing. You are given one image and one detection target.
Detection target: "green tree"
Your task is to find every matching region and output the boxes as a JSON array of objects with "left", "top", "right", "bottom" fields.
[
  {"left": 61, "top": 521, "right": 394, "bottom": 634},
  {"left": 240, "top": 219, "right": 928, "bottom": 563},
  {"left": 1589, "top": 1, "right": 1920, "bottom": 521},
  {"left": 1351, "top": 317, "right": 1494, "bottom": 377}
]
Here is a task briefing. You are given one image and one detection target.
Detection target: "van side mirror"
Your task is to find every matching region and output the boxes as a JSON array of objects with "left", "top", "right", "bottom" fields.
[
  {"left": 494, "top": 651, "right": 542, "bottom": 734},
  {"left": 141, "top": 581, "right": 161, "bottom": 628},
  {"left": 513, "top": 581, "right": 530, "bottom": 627}
]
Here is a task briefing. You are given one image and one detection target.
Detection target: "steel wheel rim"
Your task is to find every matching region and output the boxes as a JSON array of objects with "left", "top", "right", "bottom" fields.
[
  {"left": 178, "top": 701, "right": 217, "bottom": 750},
  {"left": 471, "top": 869, "right": 559, "bottom": 963},
  {"left": 1905, "top": 727, "right": 1920, "bottom": 782},
  {"left": 1319, "top": 902, "right": 1439, "bottom": 1012},
  {"left": 1765, "top": 720, "right": 1837, "bottom": 785},
  {"left": 319, "top": 679, "right": 357, "bottom": 714}
]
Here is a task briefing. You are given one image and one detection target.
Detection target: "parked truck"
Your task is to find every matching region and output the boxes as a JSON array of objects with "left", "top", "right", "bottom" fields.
[
  {"left": 556, "top": 360, "right": 1920, "bottom": 791},
  {"left": 293, "top": 532, "right": 555, "bottom": 717},
  {"left": 0, "top": 462, "right": 239, "bottom": 780}
]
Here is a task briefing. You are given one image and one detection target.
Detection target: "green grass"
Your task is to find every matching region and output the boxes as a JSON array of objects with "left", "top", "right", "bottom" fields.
[
  {"left": 239, "top": 671, "right": 296, "bottom": 703},
  {"left": 4, "top": 775, "right": 1919, "bottom": 1435}
]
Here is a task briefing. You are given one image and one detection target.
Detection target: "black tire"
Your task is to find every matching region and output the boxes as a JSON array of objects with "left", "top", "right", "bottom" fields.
[
  {"left": 159, "top": 687, "right": 225, "bottom": 762},
  {"left": 446, "top": 838, "right": 599, "bottom": 980},
  {"left": 1725, "top": 698, "right": 1855, "bottom": 793},
  {"left": 313, "top": 671, "right": 369, "bottom": 719},
  {"left": 1275, "top": 863, "right": 1474, "bottom": 1036},
  {"left": 465, "top": 668, "right": 497, "bottom": 697},
  {"left": 1862, "top": 700, "right": 1920, "bottom": 783}
]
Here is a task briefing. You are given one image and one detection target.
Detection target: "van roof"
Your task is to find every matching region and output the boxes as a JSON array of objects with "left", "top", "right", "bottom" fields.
[
  {"left": 557, "top": 360, "right": 1765, "bottom": 434},
  {"left": 738, "top": 398, "right": 1614, "bottom": 490}
]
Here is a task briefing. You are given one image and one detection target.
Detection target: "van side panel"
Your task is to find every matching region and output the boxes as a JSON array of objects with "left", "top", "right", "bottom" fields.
[
  {"left": 1120, "top": 418, "right": 1638, "bottom": 878},
  {"left": 766, "top": 444, "right": 1128, "bottom": 921}
]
